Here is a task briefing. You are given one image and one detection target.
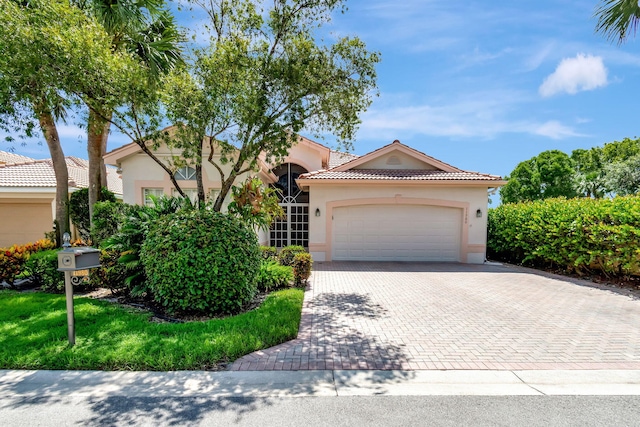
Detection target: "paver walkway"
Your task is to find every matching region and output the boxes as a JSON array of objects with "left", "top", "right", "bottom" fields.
[{"left": 230, "top": 262, "right": 640, "bottom": 371}]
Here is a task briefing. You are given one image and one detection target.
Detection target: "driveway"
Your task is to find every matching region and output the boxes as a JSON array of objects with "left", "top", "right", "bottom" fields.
[{"left": 231, "top": 262, "right": 640, "bottom": 371}]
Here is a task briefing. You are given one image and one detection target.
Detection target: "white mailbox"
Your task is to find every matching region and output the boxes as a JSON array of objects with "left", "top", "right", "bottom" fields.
[{"left": 57, "top": 247, "right": 101, "bottom": 271}]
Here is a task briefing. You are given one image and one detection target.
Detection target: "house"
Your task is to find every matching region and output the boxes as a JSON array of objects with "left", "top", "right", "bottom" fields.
[
  {"left": 0, "top": 152, "right": 123, "bottom": 247},
  {"left": 104, "top": 135, "right": 505, "bottom": 264}
]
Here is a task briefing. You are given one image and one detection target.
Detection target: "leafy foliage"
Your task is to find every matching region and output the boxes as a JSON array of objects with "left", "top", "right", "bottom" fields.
[
  {"left": 141, "top": 210, "right": 261, "bottom": 315},
  {"left": 595, "top": 0, "right": 640, "bottom": 44},
  {"left": 162, "top": 0, "right": 379, "bottom": 209},
  {"left": 500, "top": 150, "right": 577, "bottom": 204},
  {"left": 292, "top": 252, "right": 313, "bottom": 285},
  {"left": 89, "top": 250, "right": 129, "bottom": 295},
  {"left": 91, "top": 196, "right": 191, "bottom": 296},
  {"left": 278, "top": 245, "right": 307, "bottom": 267},
  {"left": 69, "top": 187, "right": 116, "bottom": 241},
  {"left": 228, "top": 178, "right": 284, "bottom": 230},
  {"left": 91, "top": 201, "right": 139, "bottom": 246},
  {"left": 23, "top": 250, "right": 65, "bottom": 293},
  {"left": 256, "top": 260, "right": 294, "bottom": 292},
  {"left": 488, "top": 196, "right": 640, "bottom": 277},
  {"left": 0, "top": 239, "right": 56, "bottom": 286},
  {"left": 260, "top": 246, "right": 278, "bottom": 261}
]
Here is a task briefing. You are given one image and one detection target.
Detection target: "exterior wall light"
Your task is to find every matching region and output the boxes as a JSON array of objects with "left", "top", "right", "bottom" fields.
[
  {"left": 476, "top": 209, "right": 482, "bottom": 218},
  {"left": 315, "top": 208, "right": 321, "bottom": 217}
]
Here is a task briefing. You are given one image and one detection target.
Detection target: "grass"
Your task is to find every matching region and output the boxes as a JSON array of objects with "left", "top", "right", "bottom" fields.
[{"left": 0, "top": 288, "right": 303, "bottom": 371}]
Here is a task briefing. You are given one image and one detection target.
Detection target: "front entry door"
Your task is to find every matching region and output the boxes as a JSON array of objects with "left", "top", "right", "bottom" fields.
[{"left": 269, "top": 163, "right": 309, "bottom": 248}]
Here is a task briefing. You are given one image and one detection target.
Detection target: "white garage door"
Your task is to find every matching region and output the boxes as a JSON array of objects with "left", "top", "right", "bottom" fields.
[{"left": 332, "top": 205, "right": 462, "bottom": 261}]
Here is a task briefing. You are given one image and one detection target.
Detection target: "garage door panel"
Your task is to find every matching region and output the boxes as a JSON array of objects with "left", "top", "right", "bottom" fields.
[{"left": 332, "top": 205, "right": 462, "bottom": 262}]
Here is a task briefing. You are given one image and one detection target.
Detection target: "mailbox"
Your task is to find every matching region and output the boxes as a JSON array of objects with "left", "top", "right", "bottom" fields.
[
  {"left": 58, "top": 247, "right": 101, "bottom": 271},
  {"left": 56, "top": 233, "right": 102, "bottom": 346}
]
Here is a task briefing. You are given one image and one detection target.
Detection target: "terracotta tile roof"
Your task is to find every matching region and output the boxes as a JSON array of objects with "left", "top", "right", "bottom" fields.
[
  {"left": 0, "top": 151, "right": 35, "bottom": 165},
  {"left": 298, "top": 169, "right": 503, "bottom": 181},
  {"left": 0, "top": 155, "right": 122, "bottom": 195},
  {"left": 328, "top": 151, "right": 359, "bottom": 168}
]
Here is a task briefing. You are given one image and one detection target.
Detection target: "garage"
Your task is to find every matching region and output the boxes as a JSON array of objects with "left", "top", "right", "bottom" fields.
[{"left": 332, "top": 204, "right": 462, "bottom": 262}]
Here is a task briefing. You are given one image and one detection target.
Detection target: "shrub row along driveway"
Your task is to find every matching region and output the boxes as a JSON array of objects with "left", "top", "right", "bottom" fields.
[{"left": 231, "top": 262, "right": 640, "bottom": 371}]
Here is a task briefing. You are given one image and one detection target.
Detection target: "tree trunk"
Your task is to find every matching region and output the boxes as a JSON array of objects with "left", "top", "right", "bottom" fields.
[
  {"left": 37, "top": 106, "right": 69, "bottom": 246},
  {"left": 87, "top": 108, "right": 111, "bottom": 229}
]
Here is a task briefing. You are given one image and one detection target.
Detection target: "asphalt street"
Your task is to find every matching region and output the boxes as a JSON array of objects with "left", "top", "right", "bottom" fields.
[{"left": 2, "top": 394, "right": 640, "bottom": 426}]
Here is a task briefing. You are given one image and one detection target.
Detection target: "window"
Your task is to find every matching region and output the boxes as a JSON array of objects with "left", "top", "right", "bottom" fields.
[
  {"left": 209, "top": 189, "right": 220, "bottom": 202},
  {"left": 143, "top": 188, "right": 164, "bottom": 207},
  {"left": 172, "top": 188, "right": 198, "bottom": 204},
  {"left": 175, "top": 166, "right": 197, "bottom": 180}
]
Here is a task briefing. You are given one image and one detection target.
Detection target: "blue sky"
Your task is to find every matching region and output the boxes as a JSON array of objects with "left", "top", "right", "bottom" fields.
[{"left": 6, "top": 0, "right": 640, "bottom": 195}]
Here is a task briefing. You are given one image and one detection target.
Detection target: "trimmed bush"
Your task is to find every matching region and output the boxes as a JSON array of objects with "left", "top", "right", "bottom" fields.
[
  {"left": 488, "top": 196, "right": 640, "bottom": 276},
  {"left": 256, "top": 260, "right": 294, "bottom": 292},
  {"left": 141, "top": 210, "right": 261, "bottom": 315},
  {"left": 260, "top": 245, "right": 278, "bottom": 261},
  {"left": 292, "top": 252, "right": 313, "bottom": 285},
  {"left": 23, "top": 249, "right": 64, "bottom": 292},
  {"left": 278, "top": 245, "right": 306, "bottom": 266}
]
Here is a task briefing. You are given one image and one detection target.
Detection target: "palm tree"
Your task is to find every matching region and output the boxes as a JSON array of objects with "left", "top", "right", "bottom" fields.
[
  {"left": 595, "top": 0, "right": 640, "bottom": 44},
  {"left": 76, "top": 0, "right": 183, "bottom": 226}
]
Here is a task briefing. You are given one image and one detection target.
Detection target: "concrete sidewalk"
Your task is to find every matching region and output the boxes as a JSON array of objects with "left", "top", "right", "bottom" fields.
[{"left": 2, "top": 369, "right": 640, "bottom": 398}]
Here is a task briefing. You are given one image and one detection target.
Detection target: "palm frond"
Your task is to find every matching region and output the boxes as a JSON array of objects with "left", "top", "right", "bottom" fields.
[{"left": 595, "top": 0, "right": 640, "bottom": 44}]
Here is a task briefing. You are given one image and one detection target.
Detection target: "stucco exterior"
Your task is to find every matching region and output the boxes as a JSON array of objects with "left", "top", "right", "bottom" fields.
[{"left": 105, "top": 135, "right": 505, "bottom": 264}]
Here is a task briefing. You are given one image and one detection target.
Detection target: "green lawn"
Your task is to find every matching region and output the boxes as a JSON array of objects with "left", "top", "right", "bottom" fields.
[{"left": 0, "top": 288, "right": 303, "bottom": 370}]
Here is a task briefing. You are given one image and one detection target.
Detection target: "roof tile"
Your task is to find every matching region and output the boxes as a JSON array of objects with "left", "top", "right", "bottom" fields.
[{"left": 298, "top": 169, "right": 502, "bottom": 181}]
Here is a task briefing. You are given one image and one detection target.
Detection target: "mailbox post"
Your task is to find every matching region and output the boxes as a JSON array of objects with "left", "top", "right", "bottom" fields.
[{"left": 57, "top": 233, "right": 101, "bottom": 346}]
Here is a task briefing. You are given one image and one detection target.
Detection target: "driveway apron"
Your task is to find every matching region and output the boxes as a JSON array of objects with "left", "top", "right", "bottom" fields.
[{"left": 230, "top": 262, "right": 640, "bottom": 371}]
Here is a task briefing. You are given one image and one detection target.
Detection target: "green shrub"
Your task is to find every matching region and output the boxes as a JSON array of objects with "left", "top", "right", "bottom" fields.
[
  {"left": 23, "top": 249, "right": 64, "bottom": 292},
  {"left": 70, "top": 187, "right": 116, "bottom": 242},
  {"left": 89, "top": 250, "right": 129, "bottom": 295},
  {"left": 91, "top": 201, "right": 135, "bottom": 246},
  {"left": 488, "top": 196, "right": 640, "bottom": 276},
  {"left": 256, "top": 260, "right": 293, "bottom": 292},
  {"left": 141, "top": 210, "right": 261, "bottom": 315},
  {"left": 278, "top": 245, "right": 306, "bottom": 266},
  {"left": 260, "top": 246, "right": 278, "bottom": 261},
  {"left": 292, "top": 252, "right": 313, "bottom": 285},
  {"left": 0, "top": 239, "right": 56, "bottom": 286}
]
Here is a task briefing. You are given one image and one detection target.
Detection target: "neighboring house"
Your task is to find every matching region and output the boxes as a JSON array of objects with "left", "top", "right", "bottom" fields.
[
  {"left": 0, "top": 152, "right": 123, "bottom": 247},
  {"left": 105, "top": 134, "right": 505, "bottom": 264}
]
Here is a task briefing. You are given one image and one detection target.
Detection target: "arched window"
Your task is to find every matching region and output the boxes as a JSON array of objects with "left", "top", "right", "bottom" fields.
[
  {"left": 271, "top": 163, "right": 309, "bottom": 203},
  {"left": 270, "top": 163, "right": 309, "bottom": 248},
  {"left": 175, "top": 166, "right": 197, "bottom": 180}
]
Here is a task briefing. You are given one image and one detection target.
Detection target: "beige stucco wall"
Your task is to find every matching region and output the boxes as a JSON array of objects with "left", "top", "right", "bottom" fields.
[
  {"left": 116, "top": 145, "right": 251, "bottom": 207},
  {"left": 281, "top": 140, "right": 327, "bottom": 172},
  {"left": 0, "top": 194, "right": 54, "bottom": 247},
  {"left": 306, "top": 183, "right": 489, "bottom": 263}
]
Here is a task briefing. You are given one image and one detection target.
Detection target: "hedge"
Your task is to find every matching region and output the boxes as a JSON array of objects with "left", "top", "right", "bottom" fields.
[{"left": 488, "top": 196, "right": 640, "bottom": 277}]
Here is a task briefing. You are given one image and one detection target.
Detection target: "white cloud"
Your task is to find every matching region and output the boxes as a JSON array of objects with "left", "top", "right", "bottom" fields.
[
  {"left": 357, "top": 92, "right": 586, "bottom": 141},
  {"left": 539, "top": 54, "right": 608, "bottom": 97},
  {"left": 534, "top": 120, "right": 586, "bottom": 139}
]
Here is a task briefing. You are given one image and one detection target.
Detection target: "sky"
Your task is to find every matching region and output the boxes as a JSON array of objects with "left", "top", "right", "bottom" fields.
[{"left": 5, "top": 0, "right": 640, "bottom": 201}]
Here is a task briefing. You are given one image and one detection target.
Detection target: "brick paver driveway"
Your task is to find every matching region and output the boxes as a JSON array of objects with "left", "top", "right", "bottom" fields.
[{"left": 231, "top": 262, "right": 640, "bottom": 371}]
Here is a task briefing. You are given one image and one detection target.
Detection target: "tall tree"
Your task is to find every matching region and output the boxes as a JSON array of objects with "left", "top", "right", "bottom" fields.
[
  {"left": 0, "top": 0, "right": 117, "bottom": 244},
  {"left": 500, "top": 150, "right": 577, "bottom": 204},
  {"left": 595, "top": 0, "right": 640, "bottom": 44},
  {"left": 75, "top": 0, "right": 183, "bottom": 223},
  {"left": 162, "top": 0, "right": 380, "bottom": 210}
]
